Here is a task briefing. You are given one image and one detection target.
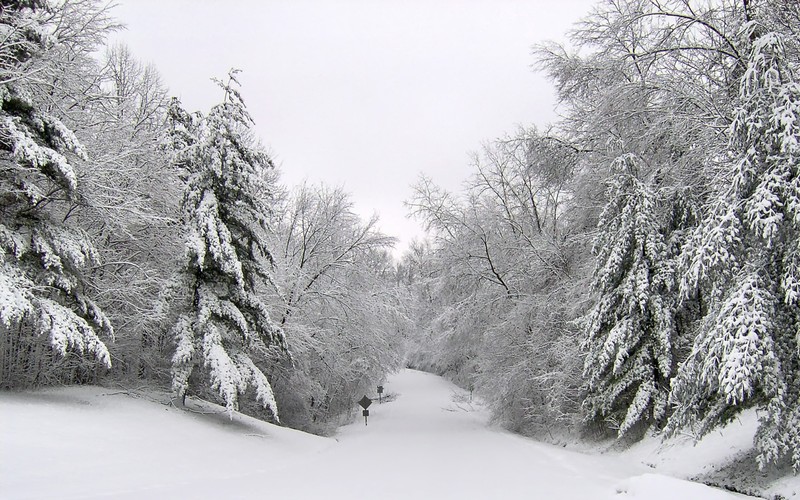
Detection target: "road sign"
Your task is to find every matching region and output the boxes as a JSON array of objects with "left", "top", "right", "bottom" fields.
[
  {"left": 377, "top": 385, "right": 384, "bottom": 404},
  {"left": 358, "top": 395, "right": 372, "bottom": 409}
]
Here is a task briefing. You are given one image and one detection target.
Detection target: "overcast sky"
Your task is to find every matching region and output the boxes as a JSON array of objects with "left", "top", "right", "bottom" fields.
[{"left": 110, "top": 0, "right": 597, "bottom": 256}]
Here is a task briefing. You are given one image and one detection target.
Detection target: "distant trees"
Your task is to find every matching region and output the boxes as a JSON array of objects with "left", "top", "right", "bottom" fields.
[
  {"left": 269, "top": 184, "right": 405, "bottom": 431},
  {"left": 405, "top": 131, "right": 585, "bottom": 436}
]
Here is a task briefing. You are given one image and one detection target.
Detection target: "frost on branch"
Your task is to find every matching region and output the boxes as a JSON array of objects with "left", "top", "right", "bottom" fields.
[
  {"left": 712, "top": 277, "right": 778, "bottom": 406},
  {"left": 1, "top": 84, "right": 88, "bottom": 200},
  {"left": 671, "top": 273, "right": 779, "bottom": 436},
  {"left": 188, "top": 190, "right": 244, "bottom": 283},
  {"left": 680, "top": 202, "right": 743, "bottom": 301}
]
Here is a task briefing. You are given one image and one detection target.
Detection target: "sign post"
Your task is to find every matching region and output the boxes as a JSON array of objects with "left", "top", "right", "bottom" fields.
[
  {"left": 358, "top": 395, "right": 372, "bottom": 425},
  {"left": 377, "top": 385, "right": 384, "bottom": 404}
]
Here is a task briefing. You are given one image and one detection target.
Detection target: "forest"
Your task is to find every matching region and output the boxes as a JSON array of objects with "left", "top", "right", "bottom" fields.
[{"left": 1, "top": 0, "right": 800, "bottom": 472}]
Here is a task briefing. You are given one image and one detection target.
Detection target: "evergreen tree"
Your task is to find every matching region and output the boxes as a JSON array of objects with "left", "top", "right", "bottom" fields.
[
  {"left": 581, "top": 154, "right": 676, "bottom": 437},
  {"left": 0, "top": 0, "right": 112, "bottom": 386},
  {"left": 669, "top": 26, "right": 800, "bottom": 469},
  {"left": 168, "top": 71, "right": 285, "bottom": 418}
]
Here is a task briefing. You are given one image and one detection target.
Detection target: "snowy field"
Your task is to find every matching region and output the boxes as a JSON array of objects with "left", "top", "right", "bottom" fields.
[{"left": 0, "top": 369, "right": 773, "bottom": 499}]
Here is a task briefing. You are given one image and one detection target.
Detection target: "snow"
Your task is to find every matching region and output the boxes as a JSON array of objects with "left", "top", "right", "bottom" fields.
[
  {"left": 614, "top": 474, "right": 743, "bottom": 500},
  {"left": 0, "top": 386, "right": 328, "bottom": 500},
  {"left": 0, "top": 264, "right": 33, "bottom": 326},
  {"left": 0, "top": 369, "right": 758, "bottom": 499}
]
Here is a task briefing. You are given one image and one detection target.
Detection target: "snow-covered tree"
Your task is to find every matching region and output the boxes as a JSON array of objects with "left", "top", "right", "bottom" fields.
[
  {"left": 581, "top": 154, "right": 676, "bottom": 437},
  {"left": 30, "top": 32, "right": 181, "bottom": 382},
  {"left": 72, "top": 44, "right": 181, "bottom": 381},
  {"left": 669, "top": 25, "right": 800, "bottom": 468},
  {"left": 532, "top": 0, "right": 758, "bottom": 441},
  {"left": 168, "top": 71, "right": 285, "bottom": 418},
  {"left": 0, "top": 0, "right": 113, "bottom": 387}
]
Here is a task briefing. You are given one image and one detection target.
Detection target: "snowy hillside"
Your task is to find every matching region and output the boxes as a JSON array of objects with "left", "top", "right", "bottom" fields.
[
  {"left": 0, "top": 369, "right": 784, "bottom": 499},
  {"left": 0, "top": 384, "right": 331, "bottom": 499}
]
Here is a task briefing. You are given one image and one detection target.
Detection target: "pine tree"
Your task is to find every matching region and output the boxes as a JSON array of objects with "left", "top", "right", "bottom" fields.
[
  {"left": 168, "top": 71, "right": 285, "bottom": 419},
  {"left": 581, "top": 154, "right": 676, "bottom": 437},
  {"left": 0, "top": 0, "right": 112, "bottom": 386},
  {"left": 669, "top": 26, "right": 800, "bottom": 469}
]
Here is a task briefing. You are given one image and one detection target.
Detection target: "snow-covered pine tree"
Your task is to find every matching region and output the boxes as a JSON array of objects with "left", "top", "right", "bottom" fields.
[
  {"left": 581, "top": 154, "right": 676, "bottom": 437},
  {"left": 0, "top": 0, "right": 113, "bottom": 387},
  {"left": 669, "top": 25, "right": 800, "bottom": 469},
  {"left": 168, "top": 71, "right": 286, "bottom": 419}
]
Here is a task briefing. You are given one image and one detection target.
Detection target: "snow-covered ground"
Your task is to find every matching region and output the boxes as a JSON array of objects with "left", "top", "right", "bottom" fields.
[{"left": 0, "top": 369, "right": 771, "bottom": 499}]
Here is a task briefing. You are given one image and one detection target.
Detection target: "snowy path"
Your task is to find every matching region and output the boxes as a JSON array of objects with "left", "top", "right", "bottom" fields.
[
  {"left": 1, "top": 369, "right": 751, "bottom": 499},
  {"left": 265, "top": 369, "right": 650, "bottom": 499}
]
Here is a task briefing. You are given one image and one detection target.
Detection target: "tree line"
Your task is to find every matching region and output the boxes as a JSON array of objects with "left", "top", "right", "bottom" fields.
[
  {"left": 0, "top": 0, "right": 406, "bottom": 434},
  {"left": 401, "top": 0, "right": 800, "bottom": 469}
]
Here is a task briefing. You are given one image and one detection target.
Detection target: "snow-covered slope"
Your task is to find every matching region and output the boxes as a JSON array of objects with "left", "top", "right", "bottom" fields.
[
  {"left": 0, "top": 370, "right": 758, "bottom": 499},
  {"left": 616, "top": 408, "right": 800, "bottom": 499},
  {"left": 0, "top": 385, "right": 331, "bottom": 499}
]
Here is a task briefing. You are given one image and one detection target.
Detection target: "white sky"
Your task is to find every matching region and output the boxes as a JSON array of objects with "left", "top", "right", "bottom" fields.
[{"left": 110, "top": 0, "right": 597, "bottom": 257}]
